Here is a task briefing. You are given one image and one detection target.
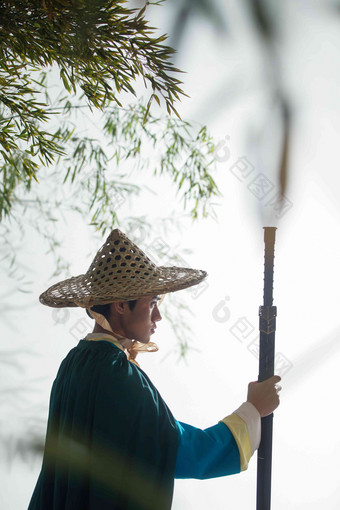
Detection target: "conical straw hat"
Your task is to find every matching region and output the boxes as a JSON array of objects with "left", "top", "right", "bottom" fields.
[{"left": 39, "top": 229, "right": 207, "bottom": 308}]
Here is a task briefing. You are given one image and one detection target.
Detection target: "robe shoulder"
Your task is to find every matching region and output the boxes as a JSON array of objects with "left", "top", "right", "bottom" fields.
[{"left": 50, "top": 340, "right": 176, "bottom": 441}]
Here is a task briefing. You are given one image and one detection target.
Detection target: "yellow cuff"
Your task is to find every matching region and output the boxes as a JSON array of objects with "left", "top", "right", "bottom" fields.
[{"left": 220, "top": 413, "right": 252, "bottom": 471}]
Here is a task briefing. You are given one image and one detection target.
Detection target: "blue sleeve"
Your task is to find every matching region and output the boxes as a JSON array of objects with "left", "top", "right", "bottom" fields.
[{"left": 174, "top": 420, "right": 241, "bottom": 479}]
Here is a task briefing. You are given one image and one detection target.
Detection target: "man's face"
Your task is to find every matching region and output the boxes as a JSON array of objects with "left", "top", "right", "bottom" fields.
[{"left": 120, "top": 295, "right": 162, "bottom": 343}]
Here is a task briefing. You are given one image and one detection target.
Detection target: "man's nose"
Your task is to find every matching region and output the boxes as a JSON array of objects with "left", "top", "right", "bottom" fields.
[{"left": 152, "top": 305, "right": 162, "bottom": 322}]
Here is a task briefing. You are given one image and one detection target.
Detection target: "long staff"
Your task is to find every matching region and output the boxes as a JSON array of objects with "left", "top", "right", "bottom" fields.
[{"left": 256, "top": 226, "right": 277, "bottom": 510}]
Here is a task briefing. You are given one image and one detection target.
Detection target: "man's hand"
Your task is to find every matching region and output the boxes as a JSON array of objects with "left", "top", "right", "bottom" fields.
[{"left": 247, "top": 375, "right": 281, "bottom": 417}]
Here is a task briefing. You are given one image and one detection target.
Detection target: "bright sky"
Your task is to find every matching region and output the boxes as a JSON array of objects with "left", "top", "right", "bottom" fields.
[{"left": 1, "top": 1, "right": 340, "bottom": 509}]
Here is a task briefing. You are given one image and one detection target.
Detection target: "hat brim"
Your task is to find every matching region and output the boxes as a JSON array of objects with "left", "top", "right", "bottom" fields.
[{"left": 39, "top": 266, "right": 207, "bottom": 308}]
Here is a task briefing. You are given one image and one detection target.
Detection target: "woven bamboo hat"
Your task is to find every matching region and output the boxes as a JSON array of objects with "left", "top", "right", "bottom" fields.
[{"left": 39, "top": 228, "right": 207, "bottom": 308}]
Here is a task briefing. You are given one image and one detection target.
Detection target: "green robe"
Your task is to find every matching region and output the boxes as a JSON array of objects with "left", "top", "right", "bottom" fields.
[{"left": 28, "top": 340, "right": 178, "bottom": 510}]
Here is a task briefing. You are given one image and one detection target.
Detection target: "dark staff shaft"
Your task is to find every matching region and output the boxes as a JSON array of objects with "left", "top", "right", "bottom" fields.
[{"left": 256, "top": 227, "right": 277, "bottom": 510}]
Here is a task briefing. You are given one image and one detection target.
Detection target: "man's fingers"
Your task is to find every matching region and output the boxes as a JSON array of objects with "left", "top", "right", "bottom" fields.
[
  {"left": 266, "top": 375, "right": 281, "bottom": 384},
  {"left": 263, "top": 375, "right": 281, "bottom": 386},
  {"left": 254, "top": 376, "right": 281, "bottom": 384}
]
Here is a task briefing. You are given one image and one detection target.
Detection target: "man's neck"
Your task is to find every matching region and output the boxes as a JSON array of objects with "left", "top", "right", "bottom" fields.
[
  {"left": 92, "top": 323, "right": 113, "bottom": 336},
  {"left": 91, "top": 323, "right": 133, "bottom": 349}
]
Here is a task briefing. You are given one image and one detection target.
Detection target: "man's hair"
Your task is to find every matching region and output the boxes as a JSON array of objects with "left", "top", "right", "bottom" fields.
[{"left": 86, "top": 300, "right": 137, "bottom": 320}]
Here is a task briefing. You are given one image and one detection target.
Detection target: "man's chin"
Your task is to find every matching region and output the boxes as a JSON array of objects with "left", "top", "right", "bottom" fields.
[{"left": 135, "top": 336, "right": 151, "bottom": 344}]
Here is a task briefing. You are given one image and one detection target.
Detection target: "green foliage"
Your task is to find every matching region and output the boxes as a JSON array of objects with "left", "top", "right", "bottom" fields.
[
  {"left": 0, "top": 0, "right": 221, "bottom": 357},
  {"left": 0, "top": 0, "right": 184, "bottom": 192},
  {"left": 98, "top": 102, "right": 219, "bottom": 224},
  {"left": 0, "top": 0, "right": 219, "bottom": 226},
  {"left": 3, "top": 94, "right": 218, "bottom": 247}
]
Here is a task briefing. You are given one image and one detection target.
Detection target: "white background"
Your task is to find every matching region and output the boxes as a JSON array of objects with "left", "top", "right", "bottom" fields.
[{"left": 1, "top": 1, "right": 340, "bottom": 509}]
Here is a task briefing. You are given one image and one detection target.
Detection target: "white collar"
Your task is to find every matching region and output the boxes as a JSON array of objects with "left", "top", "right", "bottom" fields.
[{"left": 85, "top": 332, "right": 133, "bottom": 352}]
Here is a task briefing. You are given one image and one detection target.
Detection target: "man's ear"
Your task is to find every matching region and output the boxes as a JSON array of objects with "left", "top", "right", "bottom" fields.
[{"left": 111, "top": 301, "right": 128, "bottom": 315}]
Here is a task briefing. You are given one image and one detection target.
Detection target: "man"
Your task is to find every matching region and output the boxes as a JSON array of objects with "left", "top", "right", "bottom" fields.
[{"left": 28, "top": 228, "right": 281, "bottom": 510}]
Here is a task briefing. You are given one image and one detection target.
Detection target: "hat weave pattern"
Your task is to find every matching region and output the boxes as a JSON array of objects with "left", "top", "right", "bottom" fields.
[{"left": 39, "top": 229, "right": 207, "bottom": 308}]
